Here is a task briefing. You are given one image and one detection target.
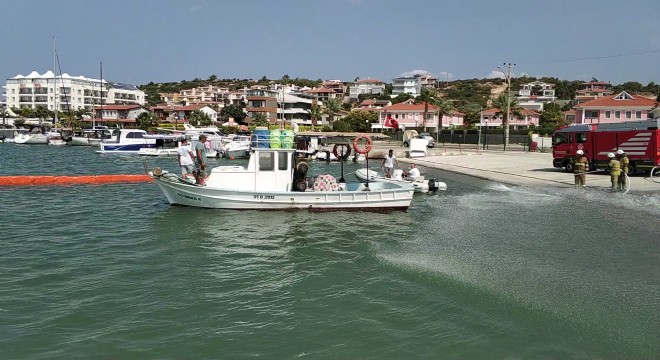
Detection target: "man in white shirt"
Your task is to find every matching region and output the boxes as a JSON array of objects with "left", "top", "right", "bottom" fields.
[
  {"left": 177, "top": 138, "right": 195, "bottom": 180},
  {"left": 381, "top": 149, "right": 399, "bottom": 178},
  {"left": 407, "top": 164, "right": 421, "bottom": 180}
]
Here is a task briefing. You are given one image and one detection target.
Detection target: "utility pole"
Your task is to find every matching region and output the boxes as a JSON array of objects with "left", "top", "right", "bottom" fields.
[{"left": 498, "top": 63, "right": 515, "bottom": 150}]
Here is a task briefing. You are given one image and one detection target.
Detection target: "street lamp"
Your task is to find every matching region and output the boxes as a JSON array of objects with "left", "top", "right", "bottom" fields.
[
  {"left": 483, "top": 119, "right": 489, "bottom": 150},
  {"left": 497, "top": 63, "right": 515, "bottom": 150}
]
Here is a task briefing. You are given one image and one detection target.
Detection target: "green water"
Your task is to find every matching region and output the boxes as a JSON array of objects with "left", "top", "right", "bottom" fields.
[{"left": 0, "top": 144, "right": 658, "bottom": 359}]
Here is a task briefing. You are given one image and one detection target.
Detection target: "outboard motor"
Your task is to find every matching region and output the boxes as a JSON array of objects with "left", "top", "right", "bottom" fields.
[{"left": 428, "top": 178, "right": 440, "bottom": 192}]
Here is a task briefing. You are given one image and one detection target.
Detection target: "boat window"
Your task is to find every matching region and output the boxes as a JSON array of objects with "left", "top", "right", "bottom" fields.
[
  {"left": 278, "top": 152, "right": 288, "bottom": 170},
  {"left": 259, "top": 152, "right": 274, "bottom": 171}
]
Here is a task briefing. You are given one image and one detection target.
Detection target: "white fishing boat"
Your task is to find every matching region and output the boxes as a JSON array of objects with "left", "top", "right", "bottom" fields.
[
  {"left": 13, "top": 128, "right": 48, "bottom": 144},
  {"left": 69, "top": 126, "right": 119, "bottom": 146},
  {"left": 47, "top": 131, "right": 67, "bottom": 146},
  {"left": 222, "top": 135, "right": 251, "bottom": 159},
  {"left": 148, "top": 147, "right": 414, "bottom": 211},
  {"left": 355, "top": 168, "right": 447, "bottom": 193},
  {"left": 138, "top": 134, "right": 183, "bottom": 156},
  {"left": 95, "top": 129, "right": 156, "bottom": 154}
]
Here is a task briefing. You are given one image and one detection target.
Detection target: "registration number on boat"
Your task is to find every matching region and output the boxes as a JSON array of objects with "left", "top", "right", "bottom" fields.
[{"left": 253, "top": 195, "right": 275, "bottom": 200}]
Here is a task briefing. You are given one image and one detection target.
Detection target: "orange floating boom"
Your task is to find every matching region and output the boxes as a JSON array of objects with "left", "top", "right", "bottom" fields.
[{"left": 0, "top": 174, "right": 153, "bottom": 186}]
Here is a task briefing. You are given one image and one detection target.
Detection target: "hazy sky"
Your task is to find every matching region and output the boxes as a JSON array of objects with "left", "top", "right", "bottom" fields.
[{"left": 1, "top": 0, "right": 659, "bottom": 86}]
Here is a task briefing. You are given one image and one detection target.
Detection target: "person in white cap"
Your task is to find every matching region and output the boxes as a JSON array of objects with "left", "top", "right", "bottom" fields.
[
  {"left": 607, "top": 152, "right": 621, "bottom": 191},
  {"left": 572, "top": 149, "right": 589, "bottom": 187},
  {"left": 616, "top": 149, "right": 629, "bottom": 191}
]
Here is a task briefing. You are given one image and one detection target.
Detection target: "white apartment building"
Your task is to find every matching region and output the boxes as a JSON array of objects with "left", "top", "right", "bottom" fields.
[
  {"left": 391, "top": 75, "right": 421, "bottom": 97},
  {"left": 5, "top": 70, "right": 145, "bottom": 112},
  {"left": 515, "top": 81, "right": 557, "bottom": 111},
  {"left": 349, "top": 79, "right": 386, "bottom": 99}
]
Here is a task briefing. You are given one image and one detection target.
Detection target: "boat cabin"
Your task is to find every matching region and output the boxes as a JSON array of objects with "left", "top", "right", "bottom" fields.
[{"left": 207, "top": 148, "right": 297, "bottom": 192}]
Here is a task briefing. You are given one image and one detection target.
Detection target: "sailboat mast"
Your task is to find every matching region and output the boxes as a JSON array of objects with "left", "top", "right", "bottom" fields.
[
  {"left": 53, "top": 37, "right": 58, "bottom": 125},
  {"left": 99, "top": 61, "right": 103, "bottom": 126}
]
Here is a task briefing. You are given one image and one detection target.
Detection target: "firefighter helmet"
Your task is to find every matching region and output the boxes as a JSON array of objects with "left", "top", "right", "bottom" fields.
[
  {"left": 576, "top": 150, "right": 584, "bottom": 155},
  {"left": 616, "top": 149, "right": 624, "bottom": 155},
  {"left": 608, "top": 152, "right": 615, "bottom": 158}
]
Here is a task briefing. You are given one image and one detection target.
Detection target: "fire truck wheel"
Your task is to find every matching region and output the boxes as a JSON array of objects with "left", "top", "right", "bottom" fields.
[{"left": 564, "top": 160, "right": 574, "bottom": 173}]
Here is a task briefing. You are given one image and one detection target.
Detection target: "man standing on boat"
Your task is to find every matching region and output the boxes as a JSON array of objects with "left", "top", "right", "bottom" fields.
[
  {"left": 382, "top": 149, "right": 399, "bottom": 178},
  {"left": 177, "top": 138, "right": 195, "bottom": 181},
  {"left": 194, "top": 135, "right": 208, "bottom": 186}
]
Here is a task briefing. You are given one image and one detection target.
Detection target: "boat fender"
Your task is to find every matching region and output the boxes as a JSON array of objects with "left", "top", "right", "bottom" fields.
[
  {"left": 332, "top": 144, "right": 351, "bottom": 161},
  {"left": 353, "top": 136, "right": 373, "bottom": 154},
  {"left": 295, "top": 179, "right": 307, "bottom": 192},
  {"left": 296, "top": 161, "right": 309, "bottom": 174}
]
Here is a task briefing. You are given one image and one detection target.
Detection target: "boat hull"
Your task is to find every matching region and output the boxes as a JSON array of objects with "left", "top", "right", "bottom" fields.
[
  {"left": 152, "top": 173, "right": 413, "bottom": 211},
  {"left": 96, "top": 143, "right": 156, "bottom": 154},
  {"left": 14, "top": 134, "right": 48, "bottom": 144}
]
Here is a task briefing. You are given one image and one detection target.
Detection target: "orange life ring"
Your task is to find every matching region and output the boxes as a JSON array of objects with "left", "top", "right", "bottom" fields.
[
  {"left": 353, "top": 136, "right": 373, "bottom": 154},
  {"left": 333, "top": 144, "right": 351, "bottom": 160}
]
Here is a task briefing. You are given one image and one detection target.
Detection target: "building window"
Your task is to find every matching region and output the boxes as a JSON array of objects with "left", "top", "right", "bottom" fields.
[
  {"left": 605, "top": 111, "right": 611, "bottom": 118},
  {"left": 625, "top": 111, "right": 631, "bottom": 119},
  {"left": 585, "top": 110, "right": 598, "bottom": 118},
  {"left": 636, "top": 111, "right": 642, "bottom": 119},
  {"left": 615, "top": 111, "right": 620, "bottom": 119}
]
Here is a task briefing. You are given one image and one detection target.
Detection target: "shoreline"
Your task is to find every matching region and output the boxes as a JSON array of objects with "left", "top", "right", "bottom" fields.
[{"left": 382, "top": 148, "right": 660, "bottom": 195}]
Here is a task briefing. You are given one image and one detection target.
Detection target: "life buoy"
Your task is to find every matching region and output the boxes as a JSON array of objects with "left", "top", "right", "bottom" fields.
[
  {"left": 332, "top": 144, "right": 351, "bottom": 161},
  {"left": 353, "top": 136, "right": 373, "bottom": 154}
]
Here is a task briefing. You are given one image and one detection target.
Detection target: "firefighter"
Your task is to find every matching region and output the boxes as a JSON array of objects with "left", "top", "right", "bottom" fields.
[
  {"left": 607, "top": 152, "right": 621, "bottom": 191},
  {"left": 572, "top": 149, "right": 589, "bottom": 187},
  {"left": 616, "top": 149, "right": 629, "bottom": 191}
]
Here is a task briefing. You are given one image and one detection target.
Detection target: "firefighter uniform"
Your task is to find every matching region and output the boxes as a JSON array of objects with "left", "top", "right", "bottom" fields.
[
  {"left": 608, "top": 157, "right": 621, "bottom": 190},
  {"left": 573, "top": 154, "right": 589, "bottom": 186},
  {"left": 618, "top": 154, "right": 629, "bottom": 191}
]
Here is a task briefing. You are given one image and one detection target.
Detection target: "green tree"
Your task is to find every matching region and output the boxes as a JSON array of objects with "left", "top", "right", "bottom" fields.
[
  {"left": 19, "top": 107, "right": 35, "bottom": 119},
  {"left": 189, "top": 109, "right": 213, "bottom": 126},
  {"left": 540, "top": 102, "right": 565, "bottom": 128},
  {"left": 416, "top": 88, "right": 439, "bottom": 131},
  {"left": 14, "top": 118, "right": 26, "bottom": 128},
  {"left": 322, "top": 98, "right": 342, "bottom": 129},
  {"left": 435, "top": 98, "right": 455, "bottom": 133},
  {"left": 391, "top": 93, "right": 414, "bottom": 104},
  {"left": 208, "top": 74, "right": 217, "bottom": 82},
  {"left": 252, "top": 112, "right": 269, "bottom": 127},
  {"left": 492, "top": 93, "right": 524, "bottom": 133},
  {"left": 34, "top": 106, "right": 51, "bottom": 122},
  {"left": 136, "top": 112, "right": 158, "bottom": 130},
  {"left": 307, "top": 103, "right": 323, "bottom": 130},
  {"left": 219, "top": 104, "right": 246, "bottom": 124},
  {"left": 332, "top": 110, "right": 378, "bottom": 132}
]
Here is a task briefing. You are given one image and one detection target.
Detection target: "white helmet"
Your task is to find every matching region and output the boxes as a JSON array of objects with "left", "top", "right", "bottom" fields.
[
  {"left": 608, "top": 153, "right": 615, "bottom": 158},
  {"left": 576, "top": 150, "right": 584, "bottom": 155},
  {"left": 616, "top": 149, "right": 624, "bottom": 155}
]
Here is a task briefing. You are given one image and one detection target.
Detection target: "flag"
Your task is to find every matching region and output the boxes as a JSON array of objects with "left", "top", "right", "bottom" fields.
[{"left": 384, "top": 115, "right": 399, "bottom": 130}]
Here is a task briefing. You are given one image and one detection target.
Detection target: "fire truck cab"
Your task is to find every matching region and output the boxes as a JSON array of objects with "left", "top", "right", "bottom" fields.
[{"left": 552, "top": 119, "right": 660, "bottom": 174}]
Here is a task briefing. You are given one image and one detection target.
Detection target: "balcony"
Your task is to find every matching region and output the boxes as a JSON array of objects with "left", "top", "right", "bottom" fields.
[{"left": 19, "top": 97, "right": 33, "bottom": 103}]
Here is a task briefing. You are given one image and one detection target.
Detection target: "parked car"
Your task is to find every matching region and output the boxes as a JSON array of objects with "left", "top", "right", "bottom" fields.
[{"left": 417, "top": 132, "right": 435, "bottom": 148}]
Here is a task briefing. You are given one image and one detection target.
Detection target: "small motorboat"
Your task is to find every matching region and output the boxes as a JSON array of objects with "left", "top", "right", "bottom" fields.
[
  {"left": 47, "top": 132, "right": 67, "bottom": 146},
  {"left": 355, "top": 168, "right": 447, "bottom": 193}
]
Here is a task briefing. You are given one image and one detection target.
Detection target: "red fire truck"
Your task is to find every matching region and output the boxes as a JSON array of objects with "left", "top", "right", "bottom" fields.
[{"left": 552, "top": 119, "right": 660, "bottom": 174}]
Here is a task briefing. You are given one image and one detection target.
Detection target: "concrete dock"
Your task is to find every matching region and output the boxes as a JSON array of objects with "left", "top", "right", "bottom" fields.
[{"left": 369, "top": 142, "right": 660, "bottom": 194}]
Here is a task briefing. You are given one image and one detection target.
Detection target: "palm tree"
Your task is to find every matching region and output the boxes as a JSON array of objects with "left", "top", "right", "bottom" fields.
[
  {"left": 492, "top": 93, "right": 523, "bottom": 133},
  {"left": 435, "top": 98, "right": 455, "bottom": 141},
  {"left": 416, "top": 88, "right": 439, "bottom": 131},
  {"left": 252, "top": 112, "right": 269, "bottom": 127},
  {"left": 307, "top": 103, "right": 323, "bottom": 131},
  {"left": 323, "top": 98, "right": 342, "bottom": 129}
]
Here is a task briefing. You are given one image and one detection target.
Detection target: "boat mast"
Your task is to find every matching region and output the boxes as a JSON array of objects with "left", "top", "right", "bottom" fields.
[
  {"left": 53, "top": 37, "right": 58, "bottom": 126},
  {"left": 99, "top": 61, "right": 103, "bottom": 127}
]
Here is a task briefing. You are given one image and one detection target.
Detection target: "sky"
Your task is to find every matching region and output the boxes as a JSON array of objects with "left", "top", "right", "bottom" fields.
[{"left": 1, "top": 0, "right": 659, "bottom": 87}]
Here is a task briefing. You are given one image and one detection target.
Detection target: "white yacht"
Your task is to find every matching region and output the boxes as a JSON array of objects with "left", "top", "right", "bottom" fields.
[{"left": 95, "top": 129, "right": 156, "bottom": 154}]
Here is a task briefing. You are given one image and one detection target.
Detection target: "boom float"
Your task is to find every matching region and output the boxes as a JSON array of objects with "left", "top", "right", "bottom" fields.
[{"left": 0, "top": 174, "right": 153, "bottom": 186}]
